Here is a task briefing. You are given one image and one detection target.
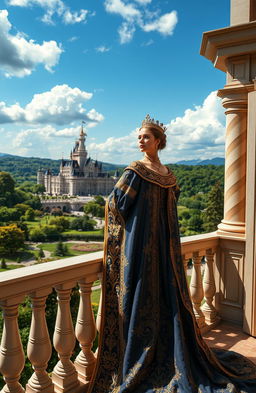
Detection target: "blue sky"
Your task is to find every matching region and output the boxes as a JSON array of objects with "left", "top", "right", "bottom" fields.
[{"left": 0, "top": 0, "right": 230, "bottom": 164}]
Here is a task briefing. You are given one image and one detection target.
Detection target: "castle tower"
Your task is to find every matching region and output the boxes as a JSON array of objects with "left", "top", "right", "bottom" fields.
[
  {"left": 77, "top": 125, "right": 87, "bottom": 169},
  {"left": 37, "top": 169, "right": 44, "bottom": 185}
]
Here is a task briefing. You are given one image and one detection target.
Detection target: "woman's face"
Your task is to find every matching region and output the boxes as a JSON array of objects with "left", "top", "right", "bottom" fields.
[{"left": 137, "top": 127, "right": 159, "bottom": 154}]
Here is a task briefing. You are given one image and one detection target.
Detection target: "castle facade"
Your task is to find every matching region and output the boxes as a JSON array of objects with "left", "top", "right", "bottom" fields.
[{"left": 37, "top": 127, "right": 117, "bottom": 196}]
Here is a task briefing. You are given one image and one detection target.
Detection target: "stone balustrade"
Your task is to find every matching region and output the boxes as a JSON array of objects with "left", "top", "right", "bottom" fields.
[
  {"left": 181, "top": 232, "right": 220, "bottom": 332},
  {"left": 0, "top": 233, "right": 220, "bottom": 392}
]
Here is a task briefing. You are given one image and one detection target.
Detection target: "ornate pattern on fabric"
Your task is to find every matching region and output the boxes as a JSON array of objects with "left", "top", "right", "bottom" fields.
[
  {"left": 88, "top": 167, "right": 256, "bottom": 393},
  {"left": 126, "top": 161, "right": 177, "bottom": 188}
]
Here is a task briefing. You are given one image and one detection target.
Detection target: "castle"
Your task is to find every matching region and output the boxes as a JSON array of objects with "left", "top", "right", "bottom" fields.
[{"left": 37, "top": 126, "right": 117, "bottom": 196}]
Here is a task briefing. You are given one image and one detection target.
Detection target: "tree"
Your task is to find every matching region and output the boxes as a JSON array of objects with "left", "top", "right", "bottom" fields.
[
  {"left": 54, "top": 241, "right": 65, "bottom": 257},
  {"left": 203, "top": 181, "right": 224, "bottom": 232},
  {"left": 33, "top": 184, "right": 46, "bottom": 194},
  {"left": 70, "top": 216, "right": 94, "bottom": 231},
  {"left": 25, "top": 196, "right": 42, "bottom": 210},
  {"left": 84, "top": 202, "right": 104, "bottom": 218},
  {"left": 29, "top": 227, "right": 46, "bottom": 242},
  {"left": 187, "top": 211, "right": 203, "bottom": 233},
  {"left": 0, "top": 225, "right": 25, "bottom": 256},
  {"left": 51, "top": 207, "right": 63, "bottom": 216},
  {"left": 24, "top": 207, "right": 35, "bottom": 221},
  {"left": 41, "top": 225, "right": 61, "bottom": 241},
  {"left": 0, "top": 207, "right": 22, "bottom": 223},
  {"left": 38, "top": 247, "right": 45, "bottom": 259},
  {"left": 16, "top": 222, "right": 29, "bottom": 240},
  {"left": 49, "top": 216, "right": 69, "bottom": 232},
  {"left": 93, "top": 195, "right": 105, "bottom": 206},
  {"left": 14, "top": 203, "right": 31, "bottom": 215},
  {"left": 0, "top": 172, "right": 15, "bottom": 196},
  {"left": 63, "top": 243, "right": 69, "bottom": 255},
  {"left": 1, "top": 258, "right": 7, "bottom": 269}
]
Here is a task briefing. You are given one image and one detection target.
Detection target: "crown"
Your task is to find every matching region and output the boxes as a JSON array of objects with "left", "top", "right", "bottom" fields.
[{"left": 141, "top": 114, "right": 167, "bottom": 133}]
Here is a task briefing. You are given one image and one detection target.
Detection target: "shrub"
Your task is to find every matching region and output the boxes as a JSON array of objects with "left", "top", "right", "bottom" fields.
[
  {"left": 70, "top": 216, "right": 94, "bottom": 231},
  {"left": 49, "top": 216, "right": 69, "bottom": 232},
  {"left": 29, "top": 227, "right": 46, "bottom": 242}
]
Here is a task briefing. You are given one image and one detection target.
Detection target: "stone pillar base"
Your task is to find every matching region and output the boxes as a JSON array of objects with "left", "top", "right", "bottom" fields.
[{"left": 217, "top": 220, "right": 245, "bottom": 238}]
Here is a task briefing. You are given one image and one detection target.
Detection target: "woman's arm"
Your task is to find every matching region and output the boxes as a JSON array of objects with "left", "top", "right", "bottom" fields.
[{"left": 108, "top": 169, "right": 141, "bottom": 219}]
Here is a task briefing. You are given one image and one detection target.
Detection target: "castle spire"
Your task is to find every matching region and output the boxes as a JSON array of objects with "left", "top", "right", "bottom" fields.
[{"left": 77, "top": 122, "right": 87, "bottom": 168}]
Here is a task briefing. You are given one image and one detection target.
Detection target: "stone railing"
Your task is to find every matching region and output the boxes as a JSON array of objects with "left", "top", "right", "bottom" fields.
[
  {"left": 181, "top": 232, "right": 220, "bottom": 332},
  {"left": 0, "top": 252, "right": 103, "bottom": 393},
  {"left": 0, "top": 233, "right": 220, "bottom": 392}
]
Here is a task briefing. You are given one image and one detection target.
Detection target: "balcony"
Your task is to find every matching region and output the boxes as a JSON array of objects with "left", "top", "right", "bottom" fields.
[{"left": 0, "top": 233, "right": 255, "bottom": 393}]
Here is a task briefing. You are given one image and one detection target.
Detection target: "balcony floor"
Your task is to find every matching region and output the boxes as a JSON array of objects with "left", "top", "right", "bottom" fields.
[{"left": 203, "top": 321, "right": 256, "bottom": 365}]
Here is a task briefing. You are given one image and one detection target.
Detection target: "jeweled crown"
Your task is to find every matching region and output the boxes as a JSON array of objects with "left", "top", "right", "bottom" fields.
[{"left": 141, "top": 114, "right": 167, "bottom": 133}]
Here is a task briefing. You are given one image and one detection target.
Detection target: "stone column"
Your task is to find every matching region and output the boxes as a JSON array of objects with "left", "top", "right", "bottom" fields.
[
  {"left": 200, "top": 0, "right": 256, "bottom": 330},
  {"left": 217, "top": 88, "right": 247, "bottom": 237},
  {"left": 244, "top": 84, "right": 256, "bottom": 336}
]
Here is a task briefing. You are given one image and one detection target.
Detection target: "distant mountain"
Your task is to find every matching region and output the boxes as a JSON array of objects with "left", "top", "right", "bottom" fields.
[
  {"left": 0, "top": 152, "right": 13, "bottom": 157},
  {"left": 0, "top": 152, "right": 225, "bottom": 183},
  {"left": 174, "top": 157, "right": 224, "bottom": 166}
]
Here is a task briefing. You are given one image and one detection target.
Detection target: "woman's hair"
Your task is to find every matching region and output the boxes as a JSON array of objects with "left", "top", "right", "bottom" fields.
[{"left": 142, "top": 126, "right": 167, "bottom": 150}]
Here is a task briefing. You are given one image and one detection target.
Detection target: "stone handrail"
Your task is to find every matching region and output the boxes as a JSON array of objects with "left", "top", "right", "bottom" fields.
[{"left": 0, "top": 233, "right": 220, "bottom": 392}]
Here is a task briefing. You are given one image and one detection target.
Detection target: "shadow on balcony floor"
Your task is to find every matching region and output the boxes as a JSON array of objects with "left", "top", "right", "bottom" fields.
[{"left": 203, "top": 321, "right": 256, "bottom": 365}]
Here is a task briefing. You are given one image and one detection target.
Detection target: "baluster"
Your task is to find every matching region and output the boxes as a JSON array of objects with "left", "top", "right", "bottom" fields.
[
  {"left": 26, "top": 289, "right": 54, "bottom": 393},
  {"left": 95, "top": 278, "right": 103, "bottom": 358},
  {"left": 96, "top": 274, "right": 103, "bottom": 335},
  {"left": 182, "top": 255, "right": 188, "bottom": 274},
  {"left": 0, "top": 297, "right": 25, "bottom": 393},
  {"left": 190, "top": 251, "right": 206, "bottom": 329},
  {"left": 96, "top": 288, "right": 102, "bottom": 334},
  {"left": 201, "top": 249, "right": 218, "bottom": 324},
  {"left": 52, "top": 284, "right": 80, "bottom": 393},
  {"left": 74, "top": 278, "right": 96, "bottom": 384}
]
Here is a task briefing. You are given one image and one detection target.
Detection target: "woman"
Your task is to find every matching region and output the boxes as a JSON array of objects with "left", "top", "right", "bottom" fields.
[{"left": 88, "top": 115, "right": 256, "bottom": 393}]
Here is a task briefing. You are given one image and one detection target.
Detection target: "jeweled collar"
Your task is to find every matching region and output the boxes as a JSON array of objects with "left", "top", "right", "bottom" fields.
[{"left": 125, "top": 160, "right": 177, "bottom": 188}]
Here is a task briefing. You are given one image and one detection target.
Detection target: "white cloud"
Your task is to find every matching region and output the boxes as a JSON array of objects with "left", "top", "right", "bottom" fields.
[
  {"left": 8, "top": 0, "right": 90, "bottom": 25},
  {"left": 104, "top": 0, "right": 177, "bottom": 44},
  {"left": 0, "top": 84, "right": 104, "bottom": 126},
  {"left": 141, "top": 38, "right": 154, "bottom": 46},
  {"left": 134, "top": 0, "right": 152, "bottom": 4},
  {"left": 12, "top": 124, "right": 95, "bottom": 157},
  {"left": 104, "top": 0, "right": 140, "bottom": 21},
  {"left": 142, "top": 11, "right": 178, "bottom": 36},
  {"left": 118, "top": 22, "right": 136, "bottom": 44},
  {"left": 96, "top": 45, "right": 111, "bottom": 53},
  {"left": 68, "top": 36, "right": 79, "bottom": 42},
  {"left": 1, "top": 91, "right": 225, "bottom": 163},
  {"left": 62, "top": 9, "right": 88, "bottom": 24},
  {"left": 0, "top": 10, "right": 62, "bottom": 77},
  {"left": 13, "top": 125, "right": 82, "bottom": 148},
  {"left": 88, "top": 91, "right": 225, "bottom": 164}
]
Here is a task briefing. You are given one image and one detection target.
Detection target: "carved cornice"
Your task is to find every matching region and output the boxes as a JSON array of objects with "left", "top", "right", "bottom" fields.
[{"left": 200, "top": 21, "right": 256, "bottom": 72}]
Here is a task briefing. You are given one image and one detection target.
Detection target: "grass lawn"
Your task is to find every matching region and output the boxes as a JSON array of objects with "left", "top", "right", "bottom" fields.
[
  {"left": 40, "top": 242, "right": 103, "bottom": 258},
  {"left": 0, "top": 264, "right": 25, "bottom": 272},
  {"left": 63, "top": 229, "right": 102, "bottom": 236}
]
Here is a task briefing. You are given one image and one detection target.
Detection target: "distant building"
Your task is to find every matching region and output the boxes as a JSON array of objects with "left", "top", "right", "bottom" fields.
[{"left": 37, "top": 126, "right": 118, "bottom": 196}]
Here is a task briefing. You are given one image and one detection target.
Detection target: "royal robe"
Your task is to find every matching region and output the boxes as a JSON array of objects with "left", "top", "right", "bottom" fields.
[{"left": 88, "top": 161, "right": 256, "bottom": 393}]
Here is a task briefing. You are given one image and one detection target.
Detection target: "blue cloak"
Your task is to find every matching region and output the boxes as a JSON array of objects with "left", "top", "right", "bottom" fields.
[{"left": 88, "top": 161, "right": 256, "bottom": 393}]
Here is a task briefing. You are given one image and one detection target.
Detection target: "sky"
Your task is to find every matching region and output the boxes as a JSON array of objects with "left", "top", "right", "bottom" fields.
[{"left": 0, "top": 0, "right": 231, "bottom": 164}]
